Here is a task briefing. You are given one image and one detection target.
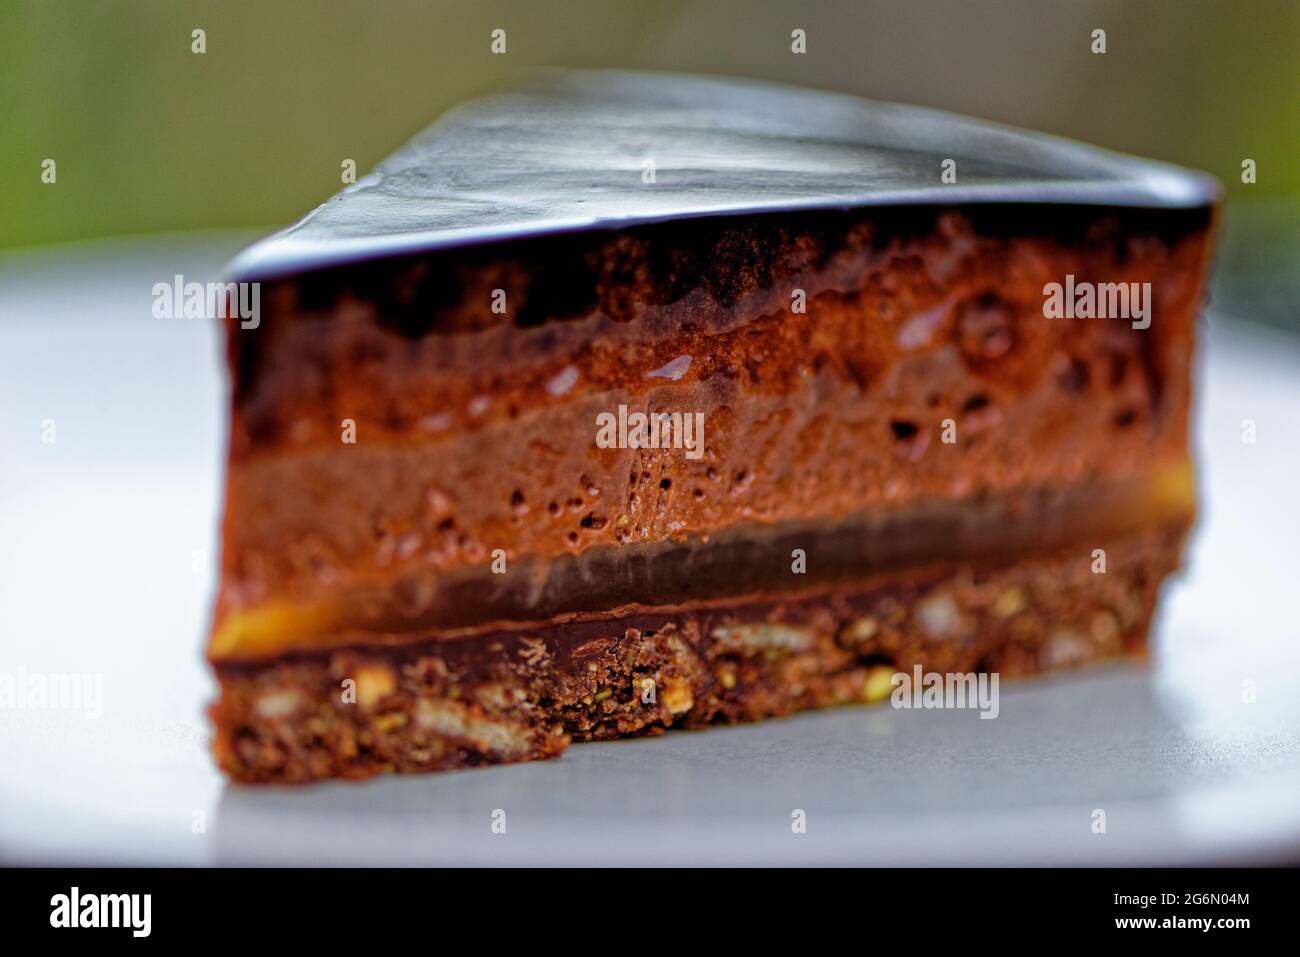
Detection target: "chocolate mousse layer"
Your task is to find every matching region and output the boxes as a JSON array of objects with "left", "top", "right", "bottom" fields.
[{"left": 214, "top": 205, "right": 1210, "bottom": 660}]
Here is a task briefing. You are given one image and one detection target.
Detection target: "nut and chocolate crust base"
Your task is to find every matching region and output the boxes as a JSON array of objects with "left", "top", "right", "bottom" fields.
[{"left": 212, "top": 522, "right": 1185, "bottom": 783}]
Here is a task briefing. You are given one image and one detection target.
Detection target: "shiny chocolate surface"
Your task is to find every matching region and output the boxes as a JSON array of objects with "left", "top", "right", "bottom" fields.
[{"left": 228, "top": 71, "right": 1219, "bottom": 281}]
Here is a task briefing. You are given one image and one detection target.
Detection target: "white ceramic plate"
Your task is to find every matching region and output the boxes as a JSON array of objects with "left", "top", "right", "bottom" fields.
[{"left": 2, "top": 236, "right": 1297, "bottom": 866}]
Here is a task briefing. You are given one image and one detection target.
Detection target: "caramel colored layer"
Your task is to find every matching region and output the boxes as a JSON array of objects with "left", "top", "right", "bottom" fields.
[{"left": 211, "top": 465, "right": 1192, "bottom": 661}]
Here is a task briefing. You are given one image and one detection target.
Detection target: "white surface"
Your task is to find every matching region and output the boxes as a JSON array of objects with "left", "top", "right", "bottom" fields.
[{"left": 1, "top": 235, "right": 1298, "bottom": 866}]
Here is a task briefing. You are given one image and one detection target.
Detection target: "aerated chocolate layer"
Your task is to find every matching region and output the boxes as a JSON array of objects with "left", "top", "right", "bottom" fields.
[{"left": 213, "top": 205, "right": 1209, "bottom": 661}]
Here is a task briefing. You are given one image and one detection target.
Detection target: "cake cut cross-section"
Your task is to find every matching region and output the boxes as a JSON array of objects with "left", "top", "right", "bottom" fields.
[{"left": 209, "top": 71, "right": 1219, "bottom": 783}]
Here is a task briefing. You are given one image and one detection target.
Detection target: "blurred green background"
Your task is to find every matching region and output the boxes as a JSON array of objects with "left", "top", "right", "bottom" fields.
[{"left": 2, "top": 0, "right": 1296, "bottom": 323}]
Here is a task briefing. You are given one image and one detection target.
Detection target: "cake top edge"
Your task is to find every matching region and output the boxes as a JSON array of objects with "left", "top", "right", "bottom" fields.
[{"left": 228, "top": 69, "right": 1222, "bottom": 282}]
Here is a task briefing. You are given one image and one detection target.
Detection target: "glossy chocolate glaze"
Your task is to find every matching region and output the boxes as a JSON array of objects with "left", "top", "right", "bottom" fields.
[{"left": 226, "top": 71, "right": 1218, "bottom": 282}]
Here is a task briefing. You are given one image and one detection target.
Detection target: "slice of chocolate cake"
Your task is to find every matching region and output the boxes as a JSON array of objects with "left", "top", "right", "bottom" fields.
[{"left": 210, "top": 71, "right": 1219, "bottom": 783}]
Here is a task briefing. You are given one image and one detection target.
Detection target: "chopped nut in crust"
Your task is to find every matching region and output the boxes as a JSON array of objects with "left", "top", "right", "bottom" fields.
[
  {"left": 1089, "top": 610, "right": 1121, "bottom": 648},
  {"left": 661, "top": 677, "right": 695, "bottom": 715},
  {"left": 413, "top": 697, "right": 533, "bottom": 758},
  {"left": 711, "top": 623, "right": 814, "bottom": 652},
  {"left": 862, "top": 665, "right": 896, "bottom": 704},
  {"left": 354, "top": 663, "right": 397, "bottom": 710},
  {"left": 843, "top": 615, "right": 879, "bottom": 642},
  {"left": 517, "top": 637, "right": 550, "bottom": 667},
  {"left": 994, "top": 586, "right": 1027, "bottom": 618},
  {"left": 915, "top": 591, "right": 962, "bottom": 639},
  {"left": 1042, "top": 628, "right": 1090, "bottom": 669},
  {"left": 253, "top": 689, "right": 303, "bottom": 720}
]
